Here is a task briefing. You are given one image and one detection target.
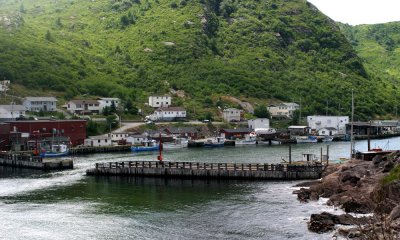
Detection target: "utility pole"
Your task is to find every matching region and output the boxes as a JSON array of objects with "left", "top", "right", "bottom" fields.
[
  {"left": 350, "top": 89, "right": 354, "bottom": 160},
  {"left": 299, "top": 97, "right": 302, "bottom": 125}
]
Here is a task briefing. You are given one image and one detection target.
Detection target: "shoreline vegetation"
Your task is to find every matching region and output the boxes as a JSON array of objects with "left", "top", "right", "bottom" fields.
[{"left": 295, "top": 152, "right": 400, "bottom": 239}]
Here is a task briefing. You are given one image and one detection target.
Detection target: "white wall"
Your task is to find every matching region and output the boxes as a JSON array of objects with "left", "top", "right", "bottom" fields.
[
  {"left": 148, "top": 96, "right": 171, "bottom": 108},
  {"left": 248, "top": 118, "right": 270, "bottom": 130},
  {"left": 84, "top": 138, "right": 112, "bottom": 147},
  {"left": 307, "top": 116, "right": 349, "bottom": 134}
]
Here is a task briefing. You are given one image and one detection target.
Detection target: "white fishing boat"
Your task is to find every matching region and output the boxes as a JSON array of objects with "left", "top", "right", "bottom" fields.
[
  {"left": 235, "top": 133, "right": 257, "bottom": 145},
  {"left": 204, "top": 137, "right": 225, "bottom": 147},
  {"left": 40, "top": 144, "right": 69, "bottom": 158},
  {"left": 295, "top": 136, "right": 318, "bottom": 143},
  {"left": 131, "top": 140, "right": 159, "bottom": 152},
  {"left": 322, "top": 136, "right": 333, "bottom": 142},
  {"left": 163, "top": 137, "right": 189, "bottom": 149}
]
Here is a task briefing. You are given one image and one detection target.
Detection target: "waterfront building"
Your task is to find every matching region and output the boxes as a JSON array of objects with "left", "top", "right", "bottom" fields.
[
  {"left": 23, "top": 97, "right": 58, "bottom": 112},
  {"left": 150, "top": 107, "right": 186, "bottom": 121},
  {"left": 84, "top": 136, "right": 112, "bottom": 147},
  {"left": 307, "top": 116, "right": 349, "bottom": 134},
  {"left": 317, "top": 127, "right": 338, "bottom": 136},
  {"left": 220, "top": 128, "right": 252, "bottom": 139},
  {"left": 164, "top": 127, "right": 198, "bottom": 139},
  {"left": 248, "top": 118, "right": 270, "bottom": 130}
]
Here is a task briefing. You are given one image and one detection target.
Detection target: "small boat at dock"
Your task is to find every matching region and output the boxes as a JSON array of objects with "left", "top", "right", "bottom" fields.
[
  {"left": 163, "top": 138, "right": 188, "bottom": 150},
  {"left": 235, "top": 133, "right": 257, "bottom": 146},
  {"left": 295, "top": 136, "right": 318, "bottom": 143},
  {"left": 204, "top": 137, "right": 225, "bottom": 148},
  {"left": 131, "top": 140, "right": 159, "bottom": 152},
  {"left": 40, "top": 144, "right": 69, "bottom": 158}
]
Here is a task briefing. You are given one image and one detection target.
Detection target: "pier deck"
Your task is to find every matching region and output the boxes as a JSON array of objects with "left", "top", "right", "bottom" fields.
[
  {"left": 0, "top": 153, "right": 73, "bottom": 170},
  {"left": 86, "top": 161, "right": 324, "bottom": 180}
]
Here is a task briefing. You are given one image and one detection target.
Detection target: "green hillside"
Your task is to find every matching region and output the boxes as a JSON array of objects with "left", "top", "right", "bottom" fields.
[{"left": 0, "top": 0, "right": 395, "bottom": 119}]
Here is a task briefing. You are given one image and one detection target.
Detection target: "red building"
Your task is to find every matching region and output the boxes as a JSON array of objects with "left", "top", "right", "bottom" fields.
[
  {"left": 219, "top": 128, "right": 252, "bottom": 139},
  {"left": 4, "top": 120, "right": 87, "bottom": 148},
  {"left": 0, "top": 123, "right": 10, "bottom": 150}
]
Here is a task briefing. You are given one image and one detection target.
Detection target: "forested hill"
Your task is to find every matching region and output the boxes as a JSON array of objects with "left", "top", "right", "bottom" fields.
[
  {"left": 0, "top": 0, "right": 395, "bottom": 119},
  {"left": 340, "top": 22, "right": 400, "bottom": 94}
]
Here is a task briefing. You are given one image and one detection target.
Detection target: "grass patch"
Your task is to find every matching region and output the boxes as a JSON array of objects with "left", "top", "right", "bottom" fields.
[{"left": 382, "top": 165, "right": 400, "bottom": 185}]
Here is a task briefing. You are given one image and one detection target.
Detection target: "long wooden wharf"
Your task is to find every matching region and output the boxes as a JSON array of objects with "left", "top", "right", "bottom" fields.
[
  {"left": 70, "top": 145, "right": 132, "bottom": 155},
  {"left": 86, "top": 161, "right": 324, "bottom": 180},
  {"left": 0, "top": 153, "right": 73, "bottom": 170}
]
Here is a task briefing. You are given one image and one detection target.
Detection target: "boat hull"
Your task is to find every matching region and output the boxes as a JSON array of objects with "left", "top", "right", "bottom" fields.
[
  {"left": 40, "top": 151, "right": 69, "bottom": 158},
  {"left": 131, "top": 146, "right": 159, "bottom": 152}
]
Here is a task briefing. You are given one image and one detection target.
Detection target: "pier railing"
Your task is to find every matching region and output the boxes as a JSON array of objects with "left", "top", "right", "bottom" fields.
[
  {"left": 0, "top": 153, "right": 42, "bottom": 162},
  {"left": 94, "top": 161, "right": 324, "bottom": 173}
]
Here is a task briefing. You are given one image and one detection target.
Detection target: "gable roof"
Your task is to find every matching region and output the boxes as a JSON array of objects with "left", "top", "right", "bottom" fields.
[
  {"left": 156, "top": 107, "right": 185, "bottom": 112},
  {"left": 220, "top": 128, "right": 252, "bottom": 133},
  {"left": 69, "top": 100, "right": 99, "bottom": 105},
  {"left": 0, "top": 105, "right": 26, "bottom": 111},
  {"left": 24, "top": 97, "right": 58, "bottom": 102}
]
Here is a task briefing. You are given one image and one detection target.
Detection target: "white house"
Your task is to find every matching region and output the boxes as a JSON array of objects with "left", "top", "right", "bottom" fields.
[
  {"left": 318, "top": 127, "right": 338, "bottom": 136},
  {"left": 0, "top": 105, "right": 26, "bottom": 120},
  {"left": 98, "top": 98, "right": 120, "bottom": 112},
  {"left": 307, "top": 116, "right": 349, "bottom": 134},
  {"left": 268, "top": 103, "right": 299, "bottom": 119},
  {"left": 67, "top": 100, "right": 101, "bottom": 114},
  {"left": 222, "top": 108, "right": 241, "bottom": 122},
  {"left": 150, "top": 107, "right": 186, "bottom": 121},
  {"left": 148, "top": 96, "right": 171, "bottom": 108},
  {"left": 84, "top": 136, "right": 112, "bottom": 147},
  {"left": 0, "top": 80, "right": 10, "bottom": 92},
  {"left": 109, "top": 132, "right": 131, "bottom": 142},
  {"left": 23, "top": 97, "right": 58, "bottom": 112},
  {"left": 248, "top": 118, "right": 270, "bottom": 130},
  {"left": 126, "top": 135, "right": 148, "bottom": 145}
]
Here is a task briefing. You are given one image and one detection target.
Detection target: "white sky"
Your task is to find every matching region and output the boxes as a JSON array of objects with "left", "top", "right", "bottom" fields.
[{"left": 307, "top": 0, "right": 400, "bottom": 25}]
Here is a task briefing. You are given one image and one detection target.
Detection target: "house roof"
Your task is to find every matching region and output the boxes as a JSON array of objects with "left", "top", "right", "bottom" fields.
[
  {"left": 319, "top": 127, "right": 337, "bottom": 131},
  {"left": 156, "top": 107, "right": 185, "bottom": 112},
  {"left": 97, "top": 97, "right": 119, "bottom": 101},
  {"left": 69, "top": 100, "right": 99, "bottom": 105},
  {"left": 288, "top": 126, "right": 309, "bottom": 129},
  {"left": 0, "top": 105, "right": 26, "bottom": 111},
  {"left": 87, "top": 136, "right": 111, "bottom": 140},
  {"left": 223, "top": 108, "right": 241, "bottom": 112},
  {"left": 24, "top": 97, "right": 58, "bottom": 102},
  {"left": 221, "top": 128, "right": 252, "bottom": 133},
  {"left": 165, "top": 127, "right": 197, "bottom": 134},
  {"left": 128, "top": 134, "right": 147, "bottom": 138}
]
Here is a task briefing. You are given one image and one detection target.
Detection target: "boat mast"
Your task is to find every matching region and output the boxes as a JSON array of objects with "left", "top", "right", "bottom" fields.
[{"left": 350, "top": 89, "right": 354, "bottom": 160}]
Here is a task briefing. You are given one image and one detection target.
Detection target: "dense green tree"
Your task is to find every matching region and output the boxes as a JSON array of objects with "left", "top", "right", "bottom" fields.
[{"left": 254, "top": 105, "right": 271, "bottom": 119}]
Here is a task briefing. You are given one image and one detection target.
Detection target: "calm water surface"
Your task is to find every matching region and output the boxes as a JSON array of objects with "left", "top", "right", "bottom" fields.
[{"left": 0, "top": 137, "right": 399, "bottom": 239}]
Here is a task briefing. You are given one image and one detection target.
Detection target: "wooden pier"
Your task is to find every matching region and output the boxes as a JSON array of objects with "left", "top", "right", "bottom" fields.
[
  {"left": 0, "top": 153, "right": 73, "bottom": 170},
  {"left": 70, "top": 145, "right": 132, "bottom": 155},
  {"left": 86, "top": 161, "right": 324, "bottom": 180}
]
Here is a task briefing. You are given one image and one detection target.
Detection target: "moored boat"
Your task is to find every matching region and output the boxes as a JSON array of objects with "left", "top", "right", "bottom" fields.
[
  {"left": 163, "top": 138, "right": 188, "bottom": 150},
  {"left": 40, "top": 144, "right": 69, "bottom": 158},
  {"left": 322, "top": 136, "right": 334, "bottom": 142},
  {"left": 131, "top": 140, "right": 159, "bottom": 152},
  {"left": 295, "top": 136, "right": 318, "bottom": 143},
  {"left": 235, "top": 133, "right": 257, "bottom": 146},
  {"left": 204, "top": 137, "right": 225, "bottom": 147}
]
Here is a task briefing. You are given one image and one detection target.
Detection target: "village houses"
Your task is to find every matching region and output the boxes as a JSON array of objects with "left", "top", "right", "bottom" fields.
[
  {"left": 67, "top": 100, "right": 101, "bottom": 114},
  {"left": 267, "top": 103, "right": 299, "bottom": 119},
  {"left": 222, "top": 108, "right": 241, "bottom": 122},
  {"left": 23, "top": 97, "right": 58, "bottom": 112},
  {"left": 307, "top": 116, "right": 349, "bottom": 135},
  {"left": 148, "top": 96, "right": 171, "bottom": 108},
  {"left": 84, "top": 136, "right": 112, "bottom": 147},
  {"left": 98, "top": 97, "right": 120, "bottom": 111},
  {"left": 248, "top": 118, "right": 270, "bottom": 130}
]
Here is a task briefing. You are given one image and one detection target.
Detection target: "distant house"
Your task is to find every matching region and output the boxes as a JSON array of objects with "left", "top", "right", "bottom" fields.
[
  {"left": 109, "top": 132, "right": 131, "bottom": 142},
  {"left": 268, "top": 103, "right": 299, "bottom": 119},
  {"left": 0, "top": 80, "right": 10, "bottom": 92},
  {"left": 307, "top": 116, "right": 349, "bottom": 135},
  {"left": 222, "top": 108, "right": 241, "bottom": 122},
  {"left": 318, "top": 127, "right": 338, "bottom": 136},
  {"left": 220, "top": 128, "right": 252, "bottom": 139},
  {"left": 248, "top": 118, "right": 270, "bottom": 130},
  {"left": 288, "top": 126, "right": 311, "bottom": 136},
  {"left": 84, "top": 136, "right": 112, "bottom": 147},
  {"left": 126, "top": 134, "right": 148, "bottom": 145},
  {"left": 23, "top": 97, "right": 58, "bottom": 112},
  {"left": 67, "top": 100, "right": 101, "bottom": 114},
  {"left": 150, "top": 107, "right": 186, "bottom": 121},
  {"left": 0, "top": 105, "right": 26, "bottom": 121},
  {"left": 98, "top": 98, "right": 120, "bottom": 112},
  {"left": 164, "top": 127, "right": 198, "bottom": 139},
  {"left": 148, "top": 96, "right": 171, "bottom": 108}
]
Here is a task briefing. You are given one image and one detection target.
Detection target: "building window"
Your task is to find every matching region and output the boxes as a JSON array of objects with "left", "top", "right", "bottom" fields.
[{"left": 98, "top": 140, "right": 100, "bottom": 143}]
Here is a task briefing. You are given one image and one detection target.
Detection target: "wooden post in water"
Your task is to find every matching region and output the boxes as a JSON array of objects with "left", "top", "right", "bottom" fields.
[
  {"left": 367, "top": 122, "right": 371, "bottom": 151},
  {"left": 289, "top": 145, "right": 292, "bottom": 164},
  {"left": 320, "top": 147, "right": 323, "bottom": 163},
  {"left": 326, "top": 145, "right": 329, "bottom": 166}
]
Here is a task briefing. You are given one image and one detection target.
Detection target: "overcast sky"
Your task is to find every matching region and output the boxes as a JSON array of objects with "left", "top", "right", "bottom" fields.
[{"left": 307, "top": 0, "right": 400, "bottom": 25}]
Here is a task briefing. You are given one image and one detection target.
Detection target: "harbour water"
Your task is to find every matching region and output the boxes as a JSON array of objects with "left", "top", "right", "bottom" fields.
[{"left": 0, "top": 137, "right": 399, "bottom": 239}]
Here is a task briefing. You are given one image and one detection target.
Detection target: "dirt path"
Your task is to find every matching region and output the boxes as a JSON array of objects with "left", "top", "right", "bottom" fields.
[{"left": 222, "top": 96, "right": 254, "bottom": 113}]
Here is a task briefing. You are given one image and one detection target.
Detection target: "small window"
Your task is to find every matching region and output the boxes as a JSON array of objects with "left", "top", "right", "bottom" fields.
[{"left": 98, "top": 140, "right": 100, "bottom": 143}]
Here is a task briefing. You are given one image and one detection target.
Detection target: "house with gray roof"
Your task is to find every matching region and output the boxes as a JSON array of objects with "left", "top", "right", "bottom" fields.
[
  {"left": 23, "top": 97, "right": 58, "bottom": 112},
  {"left": 0, "top": 105, "right": 26, "bottom": 121}
]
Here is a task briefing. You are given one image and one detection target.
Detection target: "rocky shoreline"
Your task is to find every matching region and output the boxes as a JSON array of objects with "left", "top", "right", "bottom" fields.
[{"left": 294, "top": 152, "right": 400, "bottom": 238}]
